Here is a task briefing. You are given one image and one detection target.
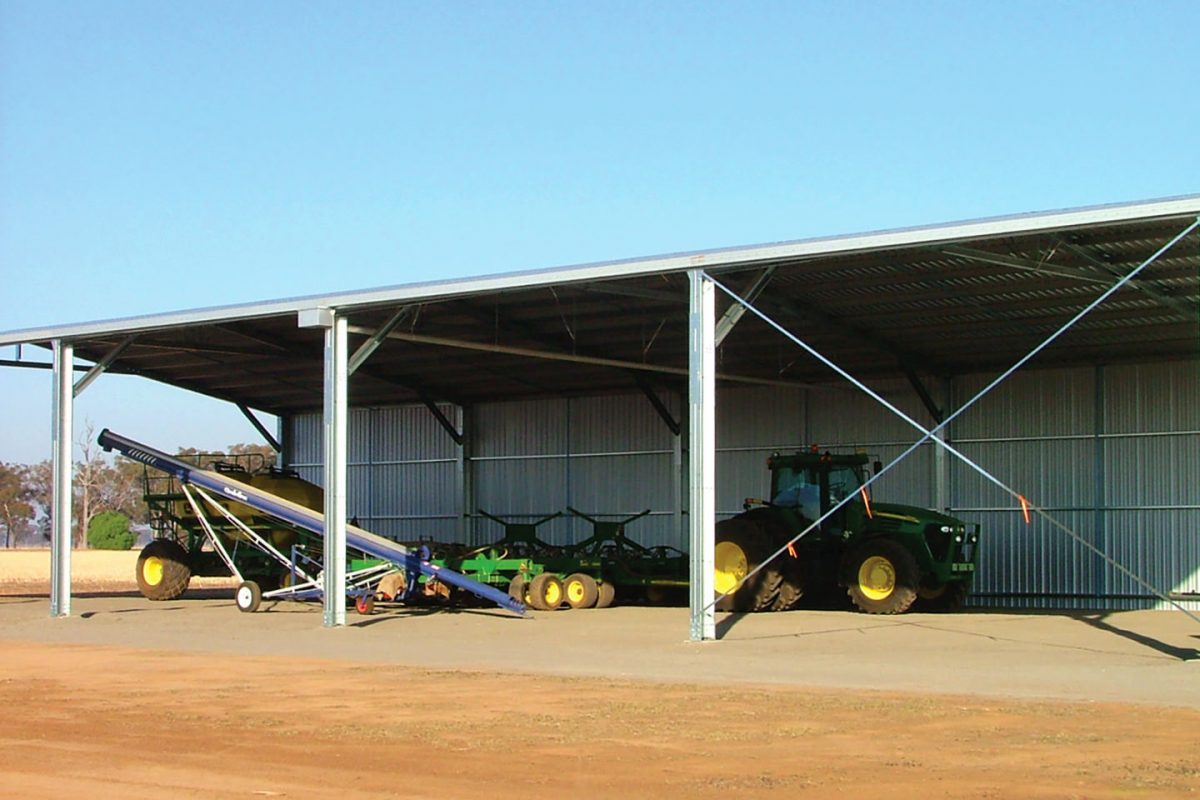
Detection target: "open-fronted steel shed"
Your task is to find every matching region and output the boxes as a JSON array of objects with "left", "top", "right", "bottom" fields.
[{"left": 4, "top": 194, "right": 1198, "bottom": 637}]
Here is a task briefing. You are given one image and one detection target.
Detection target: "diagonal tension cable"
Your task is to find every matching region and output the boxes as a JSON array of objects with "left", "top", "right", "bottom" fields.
[{"left": 701, "top": 216, "right": 1200, "bottom": 622}]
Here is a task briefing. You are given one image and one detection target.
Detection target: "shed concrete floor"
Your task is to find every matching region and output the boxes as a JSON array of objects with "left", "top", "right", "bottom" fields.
[{"left": 2, "top": 592, "right": 1198, "bottom": 708}]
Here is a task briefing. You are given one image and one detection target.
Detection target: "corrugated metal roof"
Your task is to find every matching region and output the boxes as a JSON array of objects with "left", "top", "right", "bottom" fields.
[{"left": 2, "top": 194, "right": 1197, "bottom": 414}]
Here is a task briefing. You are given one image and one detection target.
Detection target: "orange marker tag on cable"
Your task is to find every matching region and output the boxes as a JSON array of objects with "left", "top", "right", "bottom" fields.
[
  {"left": 787, "top": 542, "right": 797, "bottom": 558},
  {"left": 1018, "top": 495, "right": 1031, "bottom": 524},
  {"left": 860, "top": 486, "right": 873, "bottom": 519}
]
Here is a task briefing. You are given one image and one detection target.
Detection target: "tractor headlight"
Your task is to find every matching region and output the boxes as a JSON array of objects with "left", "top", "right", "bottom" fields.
[
  {"left": 955, "top": 535, "right": 963, "bottom": 543},
  {"left": 940, "top": 525, "right": 952, "bottom": 533}
]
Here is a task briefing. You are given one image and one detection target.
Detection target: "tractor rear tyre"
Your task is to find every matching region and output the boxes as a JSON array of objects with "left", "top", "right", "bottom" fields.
[
  {"left": 528, "top": 573, "right": 564, "bottom": 611},
  {"left": 714, "top": 518, "right": 782, "bottom": 612},
  {"left": 844, "top": 538, "right": 919, "bottom": 614},
  {"left": 563, "top": 573, "right": 599, "bottom": 609},
  {"left": 595, "top": 581, "right": 616, "bottom": 609},
  {"left": 235, "top": 580, "right": 262, "bottom": 613},
  {"left": 773, "top": 559, "right": 805, "bottom": 611},
  {"left": 135, "top": 539, "right": 192, "bottom": 601},
  {"left": 915, "top": 580, "right": 969, "bottom": 612}
]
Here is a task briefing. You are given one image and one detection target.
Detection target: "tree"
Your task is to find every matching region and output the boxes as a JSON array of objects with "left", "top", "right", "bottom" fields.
[
  {"left": 0, "top": 463, "right": 34, "bottom": 548},
  {"left": 87, "top": 510, "right": 136, "bottom": 550}
]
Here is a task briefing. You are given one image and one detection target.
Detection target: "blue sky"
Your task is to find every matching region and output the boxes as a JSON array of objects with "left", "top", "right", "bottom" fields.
[{"left": 1, "top": 0, "right": 1197, "bottom": 463}]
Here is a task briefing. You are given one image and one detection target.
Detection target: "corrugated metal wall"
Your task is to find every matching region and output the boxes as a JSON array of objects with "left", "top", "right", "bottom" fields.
[
  {"left": 950, "top": 362, "right": 1199, "bottom": 610},
  {"left": 286, "top": 359, "right": 1199, "bottom": 610}
]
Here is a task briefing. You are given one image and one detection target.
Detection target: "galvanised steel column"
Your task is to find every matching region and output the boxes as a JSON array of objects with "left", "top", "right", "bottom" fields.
[
  {"left": 688, "top": 271, "right": 716, "bottom": 641},
  {"left": 50, "top": 340, "right": 73, "bottom": 617},
  {"left": 323, "top": 313, "right": 348, "bottom": 627}
]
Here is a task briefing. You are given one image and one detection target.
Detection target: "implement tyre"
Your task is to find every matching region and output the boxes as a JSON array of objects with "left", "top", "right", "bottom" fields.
[
  {"left": 563, "top": 573, "right": 599, "bottom": 609},
  {"left": 595, "top": 581, "right": 616, "bottom": 609},
  {"left": 528, "top": 573, "right": 564, "bottom": 611},
  {"left": 714, "top": 518, "right": 782, "bottom": 612},
  {"left": 135, "top": 540, "right": 192, "bottom": 601},
  {"left": 507, "top": 574, "right": 528, "bottom": 605},
  {"left": 845, "top": 538, "right": 918, "bottom": 614}
]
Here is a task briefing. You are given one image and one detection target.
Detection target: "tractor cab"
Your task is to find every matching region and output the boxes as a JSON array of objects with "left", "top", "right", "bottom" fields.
[{"left": 768, "top": 451, "right": 872, "bottom": 534}]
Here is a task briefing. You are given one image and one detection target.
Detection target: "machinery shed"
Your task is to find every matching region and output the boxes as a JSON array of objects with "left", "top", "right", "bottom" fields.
[{"left": 3, "top": 195, "right": 1199, "bottom": 628}]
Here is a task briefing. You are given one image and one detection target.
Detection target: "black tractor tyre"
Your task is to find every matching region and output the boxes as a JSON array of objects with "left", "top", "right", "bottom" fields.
[
  {"left": 714, "top": 518, "right": 782, "bottom": 612},
  {"left": 915, "top": 580, "right": 970, "bottom": 613},
  {"left": 844, "top": 538, "right": 919, "bottom": 615},
  {"left": 135, "top": 539, "right": 192, "bottom": 601},
  {"left": 773, "top": 556, "right": 805, "bottom": 611}
]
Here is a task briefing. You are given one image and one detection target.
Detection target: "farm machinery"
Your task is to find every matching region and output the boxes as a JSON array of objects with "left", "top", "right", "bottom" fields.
[
  {"left": 101, "top": 429, "right": 525, "bottom": 616},
  {"left": 716, "top": 449, "right": 979, "bottom": 614},
  {"left": 429, "top": 508, "right": 688, "bottom": 610}
]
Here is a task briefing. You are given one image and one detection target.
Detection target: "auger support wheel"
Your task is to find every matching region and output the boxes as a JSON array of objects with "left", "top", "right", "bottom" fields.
[{"left": 235, "top": 580, "right": 262, "bottom": 613}]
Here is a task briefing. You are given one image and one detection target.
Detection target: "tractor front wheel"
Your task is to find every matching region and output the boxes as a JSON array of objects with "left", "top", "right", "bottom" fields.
[
  {"left": 135, "top": 540, "right": 192, "bottom": 601},
  {"left": 845, "top": 539, "right": 919, "bottom": 614}
]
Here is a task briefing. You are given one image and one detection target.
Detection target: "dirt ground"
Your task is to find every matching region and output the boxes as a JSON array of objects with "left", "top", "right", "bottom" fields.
[{"left": 2, "top": 550, "right": 1200, "bottom": 798}]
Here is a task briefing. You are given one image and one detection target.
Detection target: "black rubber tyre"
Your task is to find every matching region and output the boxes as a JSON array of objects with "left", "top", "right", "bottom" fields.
[
  {"left": 528, "top": 573, "right": 564, "bottom": 611},
  {"left": 135, "top": 540, "right": 192, "bottom": 601},
  {"left": 773, "top": 556, "right": 805, "bottom": 611},
  {"left": 507, "top": 574, "right": 528, "bottom": 605},
  {"left": 714, "top": 518, "right": 782, "bottom": 612},
  {"left": 235, "top": 580, "right": 262, "bottom": 613},
  {"left": 595, "top": 581, "right": 616, "bottom": 609},
  {"left": 563, "top": 573, "right": 599, "bottom": 609},
  {"left": 844, "top": 538, "right": 919, "bottom": 614},
  {"left": 915, "top": 580, "right": 970, "bottom": 613}
]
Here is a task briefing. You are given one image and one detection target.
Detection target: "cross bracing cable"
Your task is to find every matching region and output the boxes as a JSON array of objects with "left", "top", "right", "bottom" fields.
[{"left": 701, "top": 216, "right": 1200, "bottom": 624}]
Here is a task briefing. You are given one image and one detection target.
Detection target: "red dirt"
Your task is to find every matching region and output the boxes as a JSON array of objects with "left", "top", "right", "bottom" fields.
[{"left": 1, "top": 639, "right": 1198, "bottom": 799}]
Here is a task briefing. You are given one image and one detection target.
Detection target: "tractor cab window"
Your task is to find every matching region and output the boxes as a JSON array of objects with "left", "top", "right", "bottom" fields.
[
  {"left": 771, "top": 467, "right": 821, "bottom": 521},
  {"left": 827, "top": 465, "right": 865, "bottom": 505}
]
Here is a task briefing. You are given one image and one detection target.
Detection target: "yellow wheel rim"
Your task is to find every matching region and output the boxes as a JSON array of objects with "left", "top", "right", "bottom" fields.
[
  {"left": 858, "top": 555, "right": 895, "bottom": 601},
  {"left": 714, "top": 541, "right": 748, "bottom": 595},
  {"left": 143, "top": 556, "right": 164, "bottom": 586},
  {"left": 566, "top": 580, "right": 585, "bottom": 604},
  {"left": 543, "top": 581, "right": 562, "bottom": 607}
]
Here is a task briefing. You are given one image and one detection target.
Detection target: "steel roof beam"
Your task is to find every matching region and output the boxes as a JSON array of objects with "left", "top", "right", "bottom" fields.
[
  {"left": 1057, "top": 239, "right": 1197, "bottom": 320},
  {"left": 237, "top": 404, "right": 282, "bottom": 452},
  {"left": 754, "top": 294, "right": 953, "bottom": 378},
  {"left": 348, "top": 305, "right": 412, "bottom": 375},
  {"left": 714, "top": 266, "right": 777, "bottom": 346},
  {"left": 73, "top": 335, "right": 135, "bottom": 397},
  {"left": 939, "top": 245, "right": 1109, "bottom": 284},
  {"left": 347, "top": 325, "right": 819, "bottom": 391}
]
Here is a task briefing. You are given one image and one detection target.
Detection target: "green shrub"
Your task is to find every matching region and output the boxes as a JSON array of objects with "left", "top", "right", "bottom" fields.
[{"left": 87, "top": 511, "right": 136, "bottom": 550}]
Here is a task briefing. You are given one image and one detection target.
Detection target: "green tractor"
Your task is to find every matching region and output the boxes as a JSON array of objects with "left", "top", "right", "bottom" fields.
[{"left": 714, "top": 450, "right": 978, "bottom": 614}]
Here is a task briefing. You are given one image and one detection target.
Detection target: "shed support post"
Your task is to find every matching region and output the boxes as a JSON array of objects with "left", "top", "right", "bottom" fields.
[
  {"left": 301, "top": 307, "right": 349, "bottom": 627},
  {"left": 50, "top": 340, "right": 73, "bottom": 617},
  {"left": 688, "top": 271, "right": 716, "bottom": 642},
  {"left": 323, "top": 314, "right": 348, "bottom": 627},
  {"left": 458, "top": 405, "right": 475, "bottom": 544}
]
